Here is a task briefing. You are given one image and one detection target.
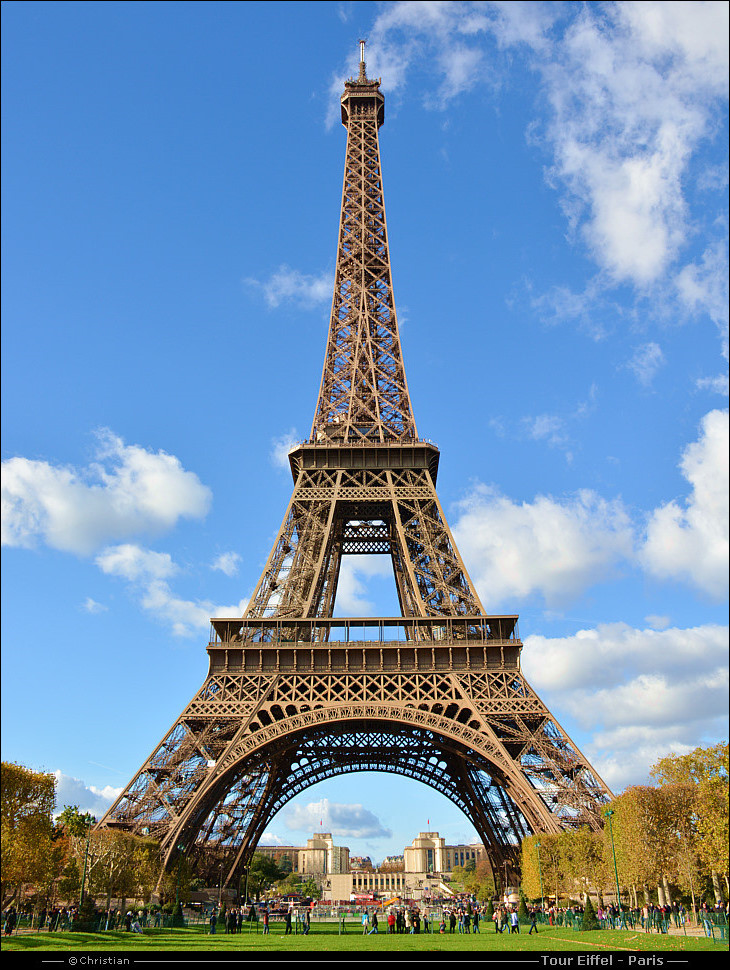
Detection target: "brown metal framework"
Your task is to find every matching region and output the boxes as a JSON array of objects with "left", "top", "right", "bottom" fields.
[{"left": 98, "top": 48, "right": 612, "bottom": 887}]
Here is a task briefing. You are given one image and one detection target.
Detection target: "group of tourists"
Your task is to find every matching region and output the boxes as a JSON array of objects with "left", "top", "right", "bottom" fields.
[{"left": 491, "top": 906, "right": 536, "bottom": 934}]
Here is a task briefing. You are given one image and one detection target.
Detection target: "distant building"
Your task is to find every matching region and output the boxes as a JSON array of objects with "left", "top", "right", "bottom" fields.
[
  {"left": 405, "top": 831, "right": 488, "bottom": 874},
  {"left": 254, "top": 831, "right": 488, "bottom": 902},
  {"left": 298, "top": 832, "right": 349, "bottom": 876}
]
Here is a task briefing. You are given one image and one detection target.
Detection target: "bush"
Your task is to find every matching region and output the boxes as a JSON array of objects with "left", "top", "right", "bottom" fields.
[
  {"left": 171, "top": 902, "right": 185, "bottom": 928},
  {"left": 71, "top": 896, "right": 100, "bottom": 933},
  {"left": 518, "top": 892, "right": 529, "bottom": 921},
  {"left": 582, "top": 896, "right": 600, "bottom": 931}
]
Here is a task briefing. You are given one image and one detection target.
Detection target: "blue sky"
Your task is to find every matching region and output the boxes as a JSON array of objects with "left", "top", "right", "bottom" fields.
[{"left": 2, "top": 1, "right": 728, "bottom": 865}]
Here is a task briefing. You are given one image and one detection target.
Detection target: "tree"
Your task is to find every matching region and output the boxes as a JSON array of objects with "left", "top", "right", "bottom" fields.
[
  {"left": 560, "top": 827, "right": 606, "bottom": 904},
  {"left": 1, "top": 762, "right": 56, "bottom": 908},
  {"left": 64, "top": 827, "right": 160, "bottom": 913},
  {"left": 247, "top": 854, "right": 284, "bottom": 901},
  {"left": 581, "top": 895, "right": 600, "bottom": 931},
  {"left": 56, "top": 805, "right": 96, "bottom": 838},
  {"left": 652, "top": 743, "right": 729, "bottom": 899}
]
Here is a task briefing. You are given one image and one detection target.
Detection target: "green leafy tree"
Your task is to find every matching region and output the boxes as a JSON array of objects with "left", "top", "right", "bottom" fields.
[
  {"left": 56, "top": 806, "right": 96, "bottom": 837},
  {"left": 300, "top": 876, "right": 321, "bottom": 900},
  {"left": 247, "top": 853, "right": 285, "bottom": 901}
]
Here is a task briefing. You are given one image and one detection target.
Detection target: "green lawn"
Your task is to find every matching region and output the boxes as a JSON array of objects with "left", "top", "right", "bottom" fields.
[{"left": 1, "top": 922, "right": 723, "bottom": 953}]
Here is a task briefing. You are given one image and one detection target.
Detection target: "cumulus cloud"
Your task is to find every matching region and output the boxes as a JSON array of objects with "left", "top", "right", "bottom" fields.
[
  {"left": 97, "top": 542, "right": 247, "bottom": 637},
  {"left": 53, "top": 770, "right": 122, "bottom": 820},
  {"left": 452, "top": 485, "right": 634, "bottom": 609},
  {"left": 453, "top": 408, "right": 728, "bottom": 607},
  {"left": 522, "top": 621, "right": 729, "bottom": 790},
  {"left": 1, "top": 429, "right": 211, "bottom": 556},
  {"left": 245, "top": 265, "right": 333, "bottom": 310},
  {"left": 284, "top": 797, "right": 392, "bottom": 839},
  {"left": 640, "top": 409, "right": 729, "bottom": 597}
]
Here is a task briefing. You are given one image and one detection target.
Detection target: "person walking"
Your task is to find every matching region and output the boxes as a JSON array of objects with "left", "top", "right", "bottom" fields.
[
  {"left": 209, "top": 910, "right": 217, "bottom": 935},
  {"left": 368, "top": 911, "right": 379, "bottom": 935},
  {"left": 529, "top": 908, "right": 538, "bottom": 934},
  {"left": 262, "top": 908, "right": 270, "bottom": 935},
  {"left": 362, "top": 911, "right": 370, "bottom": 934},
  {"left": 510, "top": 909, "right": 520, "bottom": 934}
]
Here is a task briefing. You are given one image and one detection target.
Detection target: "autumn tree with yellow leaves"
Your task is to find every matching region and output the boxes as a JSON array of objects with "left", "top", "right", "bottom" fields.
[{"left": 1, "top": 762, "right": 58, "bottom": 908}]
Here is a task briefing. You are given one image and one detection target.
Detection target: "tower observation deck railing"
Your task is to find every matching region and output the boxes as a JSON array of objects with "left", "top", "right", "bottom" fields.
[{"left": 209, "top": 614, "right": 519, "bottom": 647}]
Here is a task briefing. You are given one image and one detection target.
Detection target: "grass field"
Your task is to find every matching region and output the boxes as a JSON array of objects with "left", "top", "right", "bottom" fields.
[{"left": 1, "top": 922, "right": 724, "bottom": 954}]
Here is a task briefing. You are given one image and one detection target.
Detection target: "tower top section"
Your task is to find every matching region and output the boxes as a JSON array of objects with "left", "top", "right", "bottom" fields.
[
  {"left": 341, "top": 39, "right": 384, "bottom": 128},
  {"left": 312, "top": 39, "right": 416, "bottom": 445}
]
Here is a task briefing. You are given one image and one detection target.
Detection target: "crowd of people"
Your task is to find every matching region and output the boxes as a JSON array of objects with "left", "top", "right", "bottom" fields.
[{"left": 3, "top": 894, "right": 728, "bottom": 938}]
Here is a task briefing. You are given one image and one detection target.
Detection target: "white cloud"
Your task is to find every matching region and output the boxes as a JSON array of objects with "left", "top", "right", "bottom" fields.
[
  {"left": 97, "top": 542, "right": 247, "bottom": 637},
  {"left": 640, "top": 408, "right": 729, "bottom": 597},
  {"left": 696, "top": 373, "right": 729, "bottom": 395},
  {"left": 1, "top": 429, "right": 211, "bottom": 556},
  {"left": 455, "top": 408, "right": 728, "bottom": 606},
  {"left": 627, "top": 342, "right": 665, "bottom": 385},
  {"left": 258, "top": 832, "right": 287, "bottom": 846},
  {"left": 270, "top": 429, "right": 301, "bottom": 471},
  {"left": 245, "top": 264, "right": 333, "bottom": 310},
  {"left": 284, "top": 797, "right": 392, "bottom": 839},
  {"left": 676, "top": 241, "right": 730, "bottom": 358},
  {"left": 96, "top": 543, "right": 178, "bottom": 583},
  {"left": 211, "top": 551, "right": 241, "bottom": 577},
  {"left": 522, "top": 621, "right": 729, "bottom": 790},
  {"left": 81, "top": 597, "right": 108, "bottom": 614},
  {"left": 452, "top": 484, "right": 634, "bottom": 608},
  {"left": 334, "top": 555, "right": 393, "bottom": 616},
  {"left": 644, "top": 614, "right": 671, "bottom": 630},
  {"left": 522, "top": 413, "right": 571, "bottom": 452},
  {"left": 53, "top": 770, "right": 122, "bottom": 820},
  {"left": 361, "top": 1, "right": 728, "bottom": 296}
]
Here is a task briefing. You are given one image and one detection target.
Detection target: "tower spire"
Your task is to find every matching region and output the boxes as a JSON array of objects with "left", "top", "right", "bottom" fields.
[{"left": 312, "top": 42, "right": 413, "bottom": 444}]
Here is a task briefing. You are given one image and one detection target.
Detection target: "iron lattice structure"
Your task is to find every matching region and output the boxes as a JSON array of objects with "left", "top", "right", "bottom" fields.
[{"left": 99, "top": 49, "right": 612, "bottom": 887}]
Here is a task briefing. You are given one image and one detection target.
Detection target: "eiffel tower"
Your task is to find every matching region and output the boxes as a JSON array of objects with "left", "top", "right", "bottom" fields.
[{"left": 99, "top": 44, "right": 612, "bottom": 888}]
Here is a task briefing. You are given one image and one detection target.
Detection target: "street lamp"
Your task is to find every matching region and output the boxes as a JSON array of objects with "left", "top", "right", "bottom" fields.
[
  {"left": 604, "top": 810, "right": 621, "bottom": 915},
  {"left": 174, "top": 843, "right": 186, "bottom": 913},
  {"left": 79, "top": 819, "right": 92, "bottom": 907},
  {"left": 535, "top": 840, "right": 544, "bottom": 914}
]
